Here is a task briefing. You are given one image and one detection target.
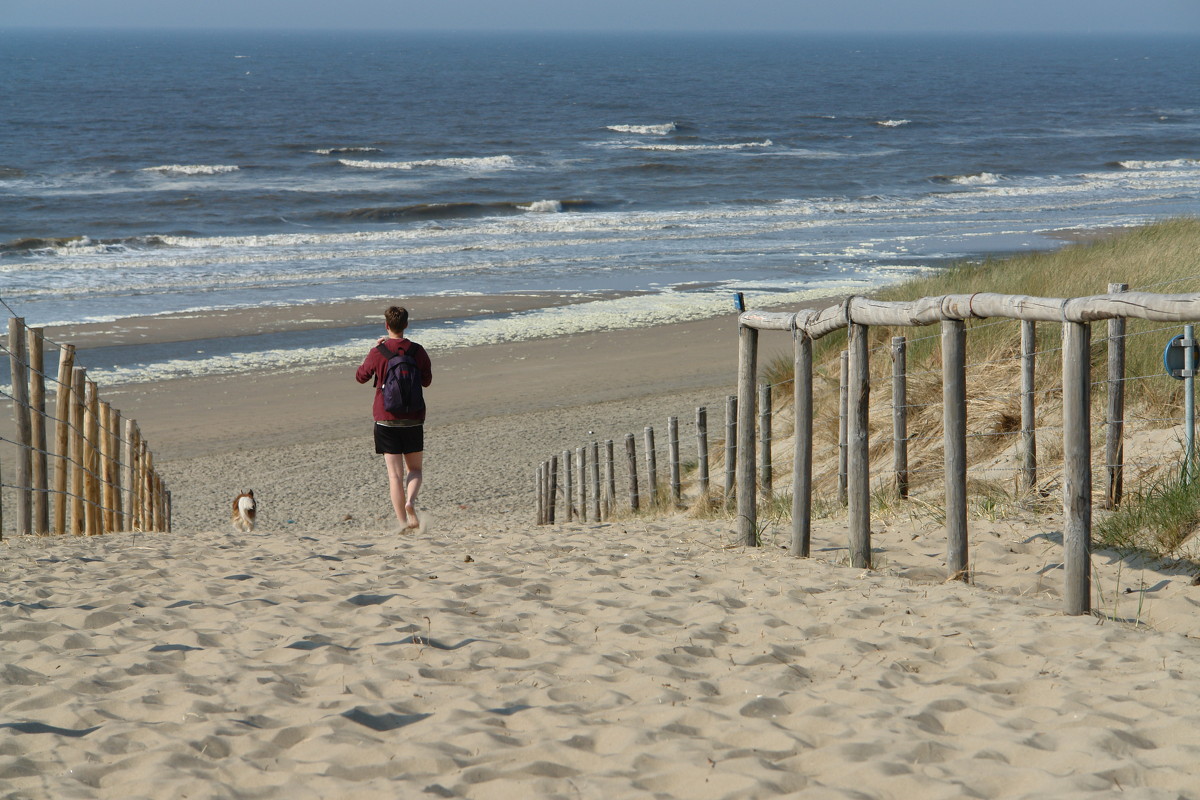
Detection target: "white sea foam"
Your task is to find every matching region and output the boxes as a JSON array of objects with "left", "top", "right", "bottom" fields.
[
  {"left": 875, "top": 119, "right": 911, "bottom": 127},
  {"left": 519, "top": 200, "right": 563, "bottom": 213},
  {"left": 338, "top": 155, "right": 518, "bottom": 171},
  {"left": 1115, "top": 158, "right": 1199, "bottom": 170},
  {"left": 141, "top": 164, "right": 240, "bottom": 176},
  {"left": 607, "top": 123, "right": 677, "bottom": 136},
  {"left": 946, "top": 172, "right": 1004, "bottom": 185},
  {"left": 632, "top": 140, "right": 773, "bottom": 152},
  {"left": 312, "top": 147, "right": 383, "bottom": 155}
]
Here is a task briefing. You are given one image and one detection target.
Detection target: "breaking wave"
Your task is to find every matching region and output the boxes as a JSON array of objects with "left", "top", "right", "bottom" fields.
[
  {"left": 312, "top": 146, "right": 383, "bottom": 155},
  {"left": 875, "top": 119, "right": 911, "bottom": 128},
  {"left": 607, "top": 123, "right": 677, "bottom": 136},
  {"left": 1111, "top": 158, "right": 1200, "bottom": 170},
  {"left": 631, "top": 140, "right": 773, "bottom": 152},
  {"left": 932, "top": 172, "right": 1004, "bottom": 186},
  {"left": 141, "top": 164, "right": 240, "bottom": 176},
  {"left": 338, "top": 155, "right": 518, "bottom": 171}
]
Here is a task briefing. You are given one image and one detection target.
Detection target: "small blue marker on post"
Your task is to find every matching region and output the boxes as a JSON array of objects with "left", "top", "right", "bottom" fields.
[{"left": 734, "top": 292, "right": 745, "bottom": 312}]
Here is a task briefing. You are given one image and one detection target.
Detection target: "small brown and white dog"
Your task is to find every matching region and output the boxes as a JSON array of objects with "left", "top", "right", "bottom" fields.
[{"left": 231, "top": 490, "right": 257, "bottom": 532}]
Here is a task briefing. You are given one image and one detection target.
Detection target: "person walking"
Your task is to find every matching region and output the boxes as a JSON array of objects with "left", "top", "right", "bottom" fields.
[{"left": 355, "top": 306, "right": 433, "bottom": 530}]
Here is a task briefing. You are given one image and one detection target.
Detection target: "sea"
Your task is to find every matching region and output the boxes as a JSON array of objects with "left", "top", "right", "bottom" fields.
[{"left": 1, "top": 30, "right": 1197, "bottom": 385}]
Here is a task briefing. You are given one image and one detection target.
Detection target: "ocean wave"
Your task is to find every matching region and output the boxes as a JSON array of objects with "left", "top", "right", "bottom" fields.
[
  {"left": 0, "top": 234, "right": 168, "bottom": 255},
  {"left": 607, "top": 123, "right": 677, "bottom": 136},
  {"left": 338, "top": 155, "right": 518, "bottom": 171},
  {"left": 631, "top": 140, "right": 773, "bottom": 152},
  {"left": 329, "top": 198, "right": 591, "bottom": 223},
  {"left": 0, "top": 166, "right": 25, "bottom": 180},
  {"left": 931, "top": 172, "right": 1005, "bottom": 186},
  {"left": 875, "top": 119, "right": 911, "bottom": 128},
  {"left": 141, "top": 164, "right": 240, "bottom": 176},
  {"left": 312, "top": 146, "right": 383, "bottom": 155},
  {"left": 519, "top": 200, "right": 563, "bottom": 213},
  {"left": 1111, "top": 158, "right": 1199, "bottom": 170}
]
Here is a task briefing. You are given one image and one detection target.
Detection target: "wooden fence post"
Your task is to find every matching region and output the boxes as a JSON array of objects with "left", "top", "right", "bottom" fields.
[
  {"left": 644, "top": 426, "right": 657, "bottom": 507},
  {"left": 53, "top": 344, "right": 76, "bottom": 535},
  {"left": 590, "top": 441, "right": 601, "bottom": 521},
  {"left": 536, "top": 463, "right": 545, "bottom": 524},
  {"left": 792, "top": 328, "right": 813, "bottom": 557},
  {"left": 758, "top": 383, "right": 772, "bottom": 495},
  {"left": 667, "top": 417, "right": 680, "bottom": 506},
  {"left": 696, "top": 407, "right": 709, "bottom": 496},
  {"left": 1063, "top": 320, "right": 1093, "bottom": 616},
  {"left": 724, "top": 395, "right": 736, "bottom": 507},
  {"left": 891, "top": 335, "right": 909, "bottom": 498},
  {"left": 1021, "top": 320, "right": 1038, "bottom": 493},
  {"left": 70, "top": 367, "right": 86, "bottom": 534},
  {"left": 943, "top": 319, "right": 969, "bottom": 582},
  {"left": 109, "top": 407, "right": 123, "bottom": 529},
  {"left": 29, "top": 326, "right": 49, "bottom": 535},
  {"left": 605, "top": 440, "right": 615, "bottom": 518},
  {"left": 122, "top": 418, "right": 136, "bottom": 531},
  {"left": 847, "top": 324, "right": 871, "bottom": 568},
  {"left": 1105, "top": 283, "right": 1128, "bottom": 509},
  {"left": 625, "top": 433, "right": 639, "bottom": 511},
  {"left": 577, "top": 446, "right": 587, "bottom": 522},
  {"left": 8, "top": 317, "right": 32, "bottom": 536},
  {"left": 99, "top": 402, "right": 115, "bottom": 534},
  {"left": 83, "top": 381, "right": 101, "bottom": 536},
  {"left": 562, "top": 449, "right": 573, "bottom": 521},
  {"left": 838, "top": 349, "right": 849, "bottom": 506},
  {"left": 736, "top": 323, "right": 759, "bottom": 546},
  {"left": 547, "top": 454, "right": 558, "bottom": 524}
]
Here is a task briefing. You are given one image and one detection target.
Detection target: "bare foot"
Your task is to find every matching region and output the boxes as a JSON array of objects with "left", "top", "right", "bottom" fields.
[{"left": 405, "top": 504, "right": 420, "bottom": 530}]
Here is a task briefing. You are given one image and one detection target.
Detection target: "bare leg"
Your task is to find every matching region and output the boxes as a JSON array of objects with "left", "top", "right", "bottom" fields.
[
  {"left": 383, "top": 453, "right": 407, "bottom": 529},
  {"left": 403, "top": 451, "right": 423, "bottom": 529}
]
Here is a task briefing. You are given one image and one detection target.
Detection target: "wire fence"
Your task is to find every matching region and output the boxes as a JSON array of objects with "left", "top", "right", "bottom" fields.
[{"left": 2, "top": 315, "right": 171, "bottom": 539}]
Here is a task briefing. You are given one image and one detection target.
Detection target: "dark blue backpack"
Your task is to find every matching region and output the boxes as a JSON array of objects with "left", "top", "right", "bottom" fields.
[{"left": 376, "top": 342, "right": 425, "bottom": 415}]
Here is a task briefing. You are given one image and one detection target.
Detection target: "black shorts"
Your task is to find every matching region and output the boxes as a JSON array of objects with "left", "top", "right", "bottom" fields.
[{"left": 374, "top": 423, "right": 424, "bottom": 455}]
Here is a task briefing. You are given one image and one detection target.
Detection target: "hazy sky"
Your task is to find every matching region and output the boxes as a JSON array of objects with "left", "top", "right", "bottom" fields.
[{"left": 5, "top": 0, "right": 1200, "bottom": 34}]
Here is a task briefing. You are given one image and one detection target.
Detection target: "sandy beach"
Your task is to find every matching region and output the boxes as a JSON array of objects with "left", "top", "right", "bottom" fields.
[{"left": 5, "top": 297, "right": 1200, "bottom": 798}]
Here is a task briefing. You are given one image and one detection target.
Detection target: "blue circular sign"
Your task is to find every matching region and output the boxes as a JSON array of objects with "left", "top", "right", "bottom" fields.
[{"left": 1163, "top": 333, "right": 1200, "bottom": 380}]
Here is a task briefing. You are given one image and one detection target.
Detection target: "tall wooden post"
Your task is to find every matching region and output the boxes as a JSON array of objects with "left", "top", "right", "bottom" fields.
[
  {"left": 838, "top": 349, "right": 849, "bottom": 506},
  {"left": 625, "top": 433, "right": 640, "bottom": 511},
  {"left": 696, "top": 407, "right": 709, "bottom": 496},
  {"left": 791, "top": 328, "right": 813, "bottom": 557},
  {"left": 53, "top": 344, "right": 76, "bottom": 535},
  {"left": 536, "top": 463, "right": 545, "bottom": 525},
  {"left": 8, "top": 317, "right": 32, "bottom": 536},
  {"left": 99, "top": 402, "right": 115, "bottom": 534},
  {"left": 847, "top": 324, "right": 871, "bottom": 568},
  {"left": 891, "top": 336, "right": 908, "bottom": 498},
  {"left": 1062, "top": 321, "right": 1093, "bottom": 616},
  {"left": 943, "top": 320, "right": 969, "bottom": 582},
  {"left": 109, "top": 407, "right": 123, "bottom": 528},
  {"left": 758, "top": 383, "right": 772, "bottom": 495},
  {"left": 724, "top": 395, "right": 736, "bottom": 507},
  {"left": 70, "top": 367, "right": 86, "bottom": 534},
  {"left": 667, "top": 417, "right": 680, "bottom": 506},
  {"left": 643, "top": 426, "right": 658, "bottom": 507},
  {"left": 28, "top": 327, "right": 49, "bottom": 535},
  {"left": 605, "top": 440, "right": 616, "bottom": 518},
  {"left": 736, "top": 323, "right": 759, "bottom": 546},
  {"left": 1104, "top": 283, "right": 1128, "bottom": 509},
  {"left": 562, "top": 449, "right": 573, "bottom": 521},
  {"left": 1021, "top": 320, "right": 1038, "bottom": 493},
  {"left": 122, "top": 418, "right": 136, "bottom": 532},
  {"left": 576, "top": 447, "right": 587, "bottom": 522},
  {"left": 83, "top": 381, "right": 101, "bottom": 536},
  {"left": 590, "top": 441, "right": 601, "bottom": 521}
]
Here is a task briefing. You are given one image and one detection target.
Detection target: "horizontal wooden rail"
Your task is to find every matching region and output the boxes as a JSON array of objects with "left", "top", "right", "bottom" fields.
[{"left": 741, "top": 291, "right": 1200, "bottom": 338}]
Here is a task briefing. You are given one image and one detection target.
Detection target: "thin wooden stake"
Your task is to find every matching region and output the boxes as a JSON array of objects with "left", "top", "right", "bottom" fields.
[
  {"left": 943, "top": 319, "right": 968, "bottom": 582},
  {"left": 1105, "top": 283, "right": 1128, "bottom": 509},
  {"left": 696, "top": 407, "right": 709, "bottom": 497},
  {"left": 83, "top": 381, "right": 101, "bottom": 536},
  {"left": 644, "top": 426, "right": 657, "bottom": 507},
  {"left": 838, "top": 349, "right": 849, "bottom": 506},
  {"left": 8, "top": 317, "right": 32, "bottom": 536},
  {"left": 122, "top": 418, "right": 136, "bottom": 532},
  {"left": 53, "top": 344, "right": 76, "bottom": 535},
  {"left": 891, "top": 335, "right": 908, "bottom": 498},
  {"left": 625, "top": 433, "right": 640, "bottom": 511},
  {"left": 667, "top": 417, "right": 680, "bottom": 506},
  {"left": 562, "top": 449, "right": 573, "bottom": 521},
  {"left": 724, "top": 395, "right": 736, "bottom": 507},
  {"left": 1021, "top": 320, "right": 1038, "bottom": 493},
  {"left": 792, "top": 329, "right": 813, "bottom": 557},
  {"left": 29, "top": 326, "right": 48, "bottom": 535},
  {"left": 577, "top": 447, "right": 587, "bottom": 522},
  {"left": 590, "top": 441, "right": 601, "bottom": 521},
  {"left": 548, "top": 454, "right": 558, "bottom": 524},
  {"left": 758, "top": 383, "right": 772, "bottom": 495},
  {"left": 605, "top": 439, "right": 615, "bottom": 519},
  {"left": 70, "top": 367, "right": 86, "bottom": 535}
]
